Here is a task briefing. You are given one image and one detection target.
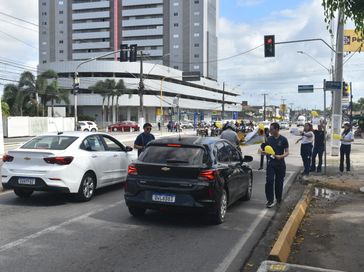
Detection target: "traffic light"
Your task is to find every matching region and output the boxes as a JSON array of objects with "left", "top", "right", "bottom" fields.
[
  {"left": 343, "top": 82, "right": 350, "bottom": 98},
  {"left": 264, "top": 35, "right": 275, "bottom": 57},
  {"left": 129, "top": 44, "right": 138, "bottom": 62},
  {"left": 120, "top": 44, "right": 128, "bottom": 62}
]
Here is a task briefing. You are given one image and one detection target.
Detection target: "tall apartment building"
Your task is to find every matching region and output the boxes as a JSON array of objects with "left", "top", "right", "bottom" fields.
[{"left": 39, "top": 0, "right": 218, "bottom": 80}]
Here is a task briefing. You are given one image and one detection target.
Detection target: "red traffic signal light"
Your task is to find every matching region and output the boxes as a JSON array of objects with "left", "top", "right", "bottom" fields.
[{"left": 264, "top": 35, "right": 275, "bottom": 57}]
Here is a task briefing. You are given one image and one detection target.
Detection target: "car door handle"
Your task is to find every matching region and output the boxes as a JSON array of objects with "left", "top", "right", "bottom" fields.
[
  {"left": 91, "top": 155, "right": 97, "bottom": 158},
  {"left": 113, "top": 154, "right": 118, "bottom": 157}
]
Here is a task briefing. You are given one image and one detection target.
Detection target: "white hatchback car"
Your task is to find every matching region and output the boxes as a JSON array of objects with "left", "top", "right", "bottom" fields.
[
  {"left": 77, "top": 121, "right": 98, "bottom": 132},
  {"left": 1, "top": 132, "right": 137, "bottom": 201}
]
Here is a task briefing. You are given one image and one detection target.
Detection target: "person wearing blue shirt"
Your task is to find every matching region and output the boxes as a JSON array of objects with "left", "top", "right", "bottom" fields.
[
  {"left": 295, "top": 123, "right": 314, "bottom": 176},
  {"left": 265, "top": 122, "right": 289, "bottom": 208},
  {"left": 134, "top": 123, "right": 155, "bottom": 157}
]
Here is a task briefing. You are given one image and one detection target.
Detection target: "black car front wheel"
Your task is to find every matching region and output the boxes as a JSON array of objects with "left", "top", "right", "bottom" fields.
[
  {"left": 210, "top": 189, "right": 227, "bottom": 225},
  {"left": 14, "top": 188, "right": 34, "bottom": 198},
  {"left": 128, "top": 206, "right": 146, "bottom": 217}
]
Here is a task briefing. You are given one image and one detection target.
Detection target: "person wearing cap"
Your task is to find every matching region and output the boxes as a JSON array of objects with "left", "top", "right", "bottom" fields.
[
  {"left": 310, "top": 124, "right": 325, "bottom": 172},
  {"left": 265, "top": 122, "right": 289, "bottom": 208},
  {"left": 134, "top": 123, "right": 155, "bottom": 157},
  {"left": 220, "top": 123, "right": 240, "bottom": 149},
  {"left": 340, "top": 123, "right": 354, "bottom": 172}
]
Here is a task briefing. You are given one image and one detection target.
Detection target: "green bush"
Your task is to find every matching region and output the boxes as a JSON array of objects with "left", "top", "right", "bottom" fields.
[{"left": 78, "top": 115, "right": 95, "bottom": 121}]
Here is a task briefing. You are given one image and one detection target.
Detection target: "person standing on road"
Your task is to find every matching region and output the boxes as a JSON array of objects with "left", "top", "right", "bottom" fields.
[
  {"left": 340, "top": 123, "right": 354, "bottom": 172},
  {"left": 296, "top": 123, "right": 314, "bottom": 176},
  {"left": 265, "top": 122, "right": 289, "bottom": 208},
  {"left": 134, "top": 123, "right": 155, "bottom": 157},
  {"left": 220, "top": 123, "right": 240, "bottom": 149},
  {"left": 310, "top": 124, "right": 325, "bottom": 172},
  {"left": 258, "top": 128, "right": 270, "bottom": 170}
]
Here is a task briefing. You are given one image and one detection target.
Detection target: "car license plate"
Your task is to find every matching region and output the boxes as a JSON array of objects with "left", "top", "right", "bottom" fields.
[
  {"left": 18, "top": 178, "right": 36, "bottom": 185},
  {"left": 152, "top": 194, "right": 175, "bottom": 203}
]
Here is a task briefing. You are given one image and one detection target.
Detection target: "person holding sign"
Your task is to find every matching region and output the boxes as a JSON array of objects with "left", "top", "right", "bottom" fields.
[{"left": 340, "top": 123, "right": 354, "bottom": 172}]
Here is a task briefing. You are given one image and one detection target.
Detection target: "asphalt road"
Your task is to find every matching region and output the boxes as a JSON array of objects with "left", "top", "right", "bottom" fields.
[{"left": 0, "top": 130, "right": 302, "bottom": 272}]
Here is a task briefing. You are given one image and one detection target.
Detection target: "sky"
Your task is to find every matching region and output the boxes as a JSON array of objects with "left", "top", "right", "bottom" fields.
[{"left": 0, "top": 0, "right": 363, "bottom": 110}]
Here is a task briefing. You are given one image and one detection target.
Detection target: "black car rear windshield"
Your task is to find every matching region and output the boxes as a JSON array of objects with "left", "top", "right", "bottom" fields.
[
  {"left": 140, "top": 145, "right": 207, "bottom": 165},
  {"left": 21, "top": 136, "right": 77, "bottom": 150}
]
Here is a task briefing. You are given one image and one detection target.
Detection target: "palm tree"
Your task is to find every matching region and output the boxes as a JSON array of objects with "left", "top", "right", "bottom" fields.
[
  {"left": 38, "top": 70, "right": 59, "bottom": 116},
  {"left": 2, "top": 83, "right": 30, "bottom": 116},
  {"left": 18, "top": 71, "right": 47, "bottom": 116},
  {"left": 45, "top": 80, "right": 70, "bottom": 117},
  {"left": 89, "top": 80, "right": 109, "bottom": 126},
  {"left": 115, "top": 80, "right": 131, "bottom": 122}
]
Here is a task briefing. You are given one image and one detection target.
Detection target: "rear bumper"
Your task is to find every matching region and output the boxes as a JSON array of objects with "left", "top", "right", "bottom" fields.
[{"left": 2, "top": 177, "right": 70, "bottom": 193}]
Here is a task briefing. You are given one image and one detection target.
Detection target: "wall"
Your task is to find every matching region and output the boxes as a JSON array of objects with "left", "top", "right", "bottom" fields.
[{"left": 4, "top": 117, "right": 75, "bottom": 137}]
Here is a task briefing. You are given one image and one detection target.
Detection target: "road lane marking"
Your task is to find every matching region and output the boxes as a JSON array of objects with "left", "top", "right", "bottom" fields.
[
  {"left": 0, "top": 200, "right": 124, "bottom": 253},
  {"left": 214, "top": 170, "right": 295, "bottom": 272}
]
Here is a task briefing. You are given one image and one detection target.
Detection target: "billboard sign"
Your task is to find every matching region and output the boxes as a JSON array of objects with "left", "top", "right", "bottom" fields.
[{"left": 344, "top": 29, "right": 364, "bottom": 52}]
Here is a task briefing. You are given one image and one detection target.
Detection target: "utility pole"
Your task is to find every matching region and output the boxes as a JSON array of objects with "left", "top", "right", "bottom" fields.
[
  {"left": 138, "top": 51, "right": 145, "bottom": 126},
  {"left": 222, "top": 82, "right": 225, "bottom": 121},
  {"left": 263, "top": 93, "right": 268, "bottom": 121},
  {"left": 331, "top": 9, "right": 344, "bottom": 156},
  {"left": 350, "top": 82, "right": 353, "bottom": 124}
]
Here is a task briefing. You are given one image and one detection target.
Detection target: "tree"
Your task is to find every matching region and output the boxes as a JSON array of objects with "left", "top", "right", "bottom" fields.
[
  {"left": 1, "top": 101, "right": 10, "bottom": 117},
  {"left": 45, "top": 80, "right": 70, "bottom": 117},
  {"left": 2, "top": 83, "right": 28, "bottom": 116},
  {"left": 322, "top": 0, "right": 364, "bottom": 35}
]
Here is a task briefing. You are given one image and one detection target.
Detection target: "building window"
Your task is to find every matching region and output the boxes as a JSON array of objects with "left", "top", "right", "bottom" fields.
[
  {"left": 194, "top": 43, "right": 199, "bottom": 47},
  {"left": 42, "top": 42, "right": 47, "bottom": 45},
  {"left": 173, "top": 34, "right": 179, "bottom": 38},
  {"left": 41, "top": 22, "right": 47, "bottom": 25},
  {"left": 174, "top": 66, "right": 179, "bottom": 69},
  {"left": 41, "top": 12, "right": 47, "bottom": 16},
  {"left": 60, "top": 30, "right": 64, "bottom": 34},
  {"left": 193, "top": 65, "right": 200, "bottom": 69},
  {"left": 42, "top": 31, "right": 47, "bottom": 34},
  {"left": 194, "top": 33, "right": 200, "bottom": 37},
  {"left": 194, "top": 54, "right": 199, "bottom": 58},
  {"left": 174, "top": 23, "right": 179, "bottom": 27},
  {"left": 194, "top": 0, "right": 199, "bottom": 3},
  {"left": 59, "top": 1, "right": 64, "bottom": 5},
  {"left": 42, "top": 60, "right": 47, "bottom": 64},
  {"left": 59, "top": 50, "right": 64, "bottom": 53},
  {"left": 59, "top": 10, "right": 63, "bottom": 14},
  {"left": 59, "top": 20, "right": 63, "bottom": 24},
  {"left": 42, "top": 2, "right": 46, "bottom": 6},
  {"left": 194, "top": 22, "right": 200, "bottom": 26},
  {"left": 59, "top": 40, "right": 63, "bottom": 44},
  {"left": 42, "top": 52, "right": 47, "bottom": 55},
  {"left": 173, "top": 2, "right": 179, "bottom": 6},
  {"left": 194, "top": 12, "right": 200, "bottom": 15},
  {"left": 174, "top": 12, "right": 178, "bottom": 16},
  {"left": 173, "top": 45, "right": 179, "bottom": 49}
]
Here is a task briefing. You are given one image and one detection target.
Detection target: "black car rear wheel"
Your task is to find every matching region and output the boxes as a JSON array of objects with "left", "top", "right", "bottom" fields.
[
  {"left": 210, "top": 189, "right": 227, "bottom": 225},
  {"left": 14, "top": 188, "right": 34, "bottom": 198},
  {"left": 241, "top": 173, "right": 253, "bottom": 201},
  {"left": 128, "top": 206, "right": 146, "bottom": 217}
]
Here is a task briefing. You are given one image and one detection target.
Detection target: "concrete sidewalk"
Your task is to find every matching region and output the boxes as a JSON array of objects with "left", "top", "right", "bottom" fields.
[{"left": 288, "top": 138, "right": 364, "bottom": 272}]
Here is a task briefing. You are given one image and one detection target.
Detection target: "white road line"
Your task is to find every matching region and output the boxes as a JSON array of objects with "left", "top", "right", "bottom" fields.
[
  {"left": 0, "top": 200, "right": 124, "bottom": 253},
  {"left": 214, "top": 170, "right": 295, "bottom": 272}
]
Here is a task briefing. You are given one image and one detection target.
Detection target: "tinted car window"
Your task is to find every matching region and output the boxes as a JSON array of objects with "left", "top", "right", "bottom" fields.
[
  {"left": 21, "top": 136, "right": 77, "bottom": 150},
  {"left": 225, "top": 143, "right": 241, "bottom": 162},
  {"left": 140, "top": 146, "right": 206, "bottom": 165},
  {"left": 215, "top": 142, "right": 230, "bottom": 163},
  {"left": 80, "top": 135, "right": 105, "bottom": 151},
  {"left": 101, "top": 135, "right": 124, "bottom": 151}
]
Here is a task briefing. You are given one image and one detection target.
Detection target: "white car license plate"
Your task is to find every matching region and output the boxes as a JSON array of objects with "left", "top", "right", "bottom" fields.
[
  {"left": 18, "top": 178, "right": 36, "bottom": 185},
  {"left": 152, "top": 194, "right": 175, "bottom": 203}
]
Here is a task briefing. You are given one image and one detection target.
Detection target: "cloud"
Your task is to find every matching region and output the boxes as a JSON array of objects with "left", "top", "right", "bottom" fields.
[{"left": 218, "top": 0, "right": 364, "bottom": 109}]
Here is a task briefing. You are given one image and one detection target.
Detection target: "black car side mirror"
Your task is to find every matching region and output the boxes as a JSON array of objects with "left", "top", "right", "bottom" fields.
[
  {"left": 242, "top": 155, "right": 253, "bottom": 163},
  {"left": 125, "top": 146, "right": 133, "bottom": 152}
]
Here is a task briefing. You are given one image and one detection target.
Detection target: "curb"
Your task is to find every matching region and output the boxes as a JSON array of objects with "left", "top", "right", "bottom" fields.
[{"left": 268, "top": 184, "right": 314, "bottom": 262}]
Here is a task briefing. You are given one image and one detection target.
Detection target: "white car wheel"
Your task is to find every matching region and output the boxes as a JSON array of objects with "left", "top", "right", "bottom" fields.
[{"left": 76, "top": 173, "right": 96, "bottom": 202}]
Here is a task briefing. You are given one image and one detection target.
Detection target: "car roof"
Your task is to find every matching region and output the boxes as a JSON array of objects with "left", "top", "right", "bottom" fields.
[
  {"left": 150, "top": 136, "right": 220, "bottom": 147},
  {"left": 36, "top": 131, "right": 109, "bottom": 137}
]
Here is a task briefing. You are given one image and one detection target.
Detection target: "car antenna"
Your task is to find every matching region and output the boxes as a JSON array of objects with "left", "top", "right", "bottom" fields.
[{"left": 49, "top": 120, "right": 63, "bottom": 135}]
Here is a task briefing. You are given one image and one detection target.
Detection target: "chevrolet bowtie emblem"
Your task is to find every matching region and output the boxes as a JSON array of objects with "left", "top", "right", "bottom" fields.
[
  {"left": 24, "top": 157, "right": 31, "bottom": 160},
  {"left": 161, "top": 167, "right": 171, "bottom": 171}
]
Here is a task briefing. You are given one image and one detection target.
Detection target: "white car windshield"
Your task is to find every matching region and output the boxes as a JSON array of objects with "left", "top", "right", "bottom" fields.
[{"left": 21, "top": 136, "right": 78, "bottom": 150}]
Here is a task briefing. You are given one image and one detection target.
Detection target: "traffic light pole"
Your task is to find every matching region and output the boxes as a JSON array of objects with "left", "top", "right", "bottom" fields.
[{"left": 222, "top": 82, "right": 225, "bottom": 120}]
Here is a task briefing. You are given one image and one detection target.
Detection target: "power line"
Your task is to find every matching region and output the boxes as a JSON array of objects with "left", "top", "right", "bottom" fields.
[
  {"left": 0, "top": 11, "right": 38, "bottom": 27},
  {"left": 0, "top": 18, "right": 38, "bottom": 32},
  {"left": 0, "top": 30, "right": 38, "bottom": 50}
]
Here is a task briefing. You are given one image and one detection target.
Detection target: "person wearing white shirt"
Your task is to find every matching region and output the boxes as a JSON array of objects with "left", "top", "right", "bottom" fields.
[
  {"left": 340, "top": 123, "right": 354, "bottom": 172},
  {"left": 296, "top": 123, "right": 314, "bottom": 175}
]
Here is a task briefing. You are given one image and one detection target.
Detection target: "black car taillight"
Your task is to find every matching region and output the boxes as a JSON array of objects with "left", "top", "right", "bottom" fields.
[
  {"left": 128, "top": 164, "right": 138, "bottom": 175},
  {"left": 2, "top": 154, "right": 14, "bottom": 162},
  {"left": 198, "top": 169, "right": 217, "bottom": 181},
  {"left": 44, "top": 156, "right": 74, "bottom": 165}
]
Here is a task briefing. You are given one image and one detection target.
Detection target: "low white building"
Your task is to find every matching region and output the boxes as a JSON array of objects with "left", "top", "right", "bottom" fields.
[{"left": 39, "top": 61, "right": 241, "bottom": 126}]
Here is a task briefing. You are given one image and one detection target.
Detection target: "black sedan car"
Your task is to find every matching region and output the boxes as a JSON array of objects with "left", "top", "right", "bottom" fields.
[{"left": 124, "top": 137, "right": 253, "bottom": 224}]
